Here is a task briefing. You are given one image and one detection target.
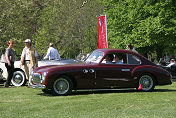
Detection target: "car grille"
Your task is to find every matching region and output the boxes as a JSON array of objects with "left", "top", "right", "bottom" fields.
[{"left": 32, "top": 73, "right": 41, "bottom": 84}]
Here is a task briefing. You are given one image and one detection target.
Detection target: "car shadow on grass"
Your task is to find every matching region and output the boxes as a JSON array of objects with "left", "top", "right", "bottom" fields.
[
  {"left": 37, "top": 89, "right": 137, "bottom": 96},
  {"left": 72, "top": 89, "right": 137, "bottom": 95},
  {"left": 153, "top": 89, "right": 176, "bottom": 92},
  {"left": 71, "top": 88, "right": 176, "bottom": 95},
  {"left": 37, "top": 88, "right": 176, "bottom": 96}
]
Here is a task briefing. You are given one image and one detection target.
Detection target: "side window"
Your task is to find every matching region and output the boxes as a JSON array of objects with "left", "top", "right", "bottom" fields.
[
  {"left": 101, "top": 53, "right": 127, "bottom": 64},
  {"left": 113, "top": 53, "right": 127, "bottom": 64},
  {"left": 101, "top": 53, "right": 114, "bottom": 64},
  {"left": 127, "top": 54, "right": 141, "bottom": 65}
]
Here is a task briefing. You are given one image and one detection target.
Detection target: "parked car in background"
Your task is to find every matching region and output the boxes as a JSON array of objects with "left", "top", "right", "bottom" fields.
[
  {"left": 0, "top": 59, "right": 80, "bottom": 86},
  {"left": 157, "top": 58, "right": 176, "bottom": 79},
  {"left": 30, "top": 49, "right": 172, "bottom": 96},
  {"left": 0, "top": 68, "right": 6, "bottom": 84}
]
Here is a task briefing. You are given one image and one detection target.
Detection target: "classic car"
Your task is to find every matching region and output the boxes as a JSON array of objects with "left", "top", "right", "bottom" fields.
[
  {"left": 0, "top": 59, "right": 79, "bottom": 86},
  {"left": 0, "top": 68, "right": 6, "bottom": 84},
  {"left": 30, "top": 49, "right": 172, "bottom": 96},
  {"left": 157, "top": 58, "right": 176, "bottom": 79}
]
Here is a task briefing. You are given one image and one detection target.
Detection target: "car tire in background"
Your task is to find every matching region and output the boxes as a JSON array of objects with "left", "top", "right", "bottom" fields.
[
  {"left": 137, "top": 74, "right": 156, "bottom": 92},
  {"left": 52, "top": 76, "right": 73, "bottom": 96},
  {"left": 11, "top": 70, "right": 26, "bottom": 86}
]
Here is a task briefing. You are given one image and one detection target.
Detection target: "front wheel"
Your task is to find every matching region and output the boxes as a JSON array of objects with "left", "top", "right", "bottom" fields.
[
  {"left": 52, "top": 76, "right": 73, "bottom": 96},
  {"left": 12, "top": 71, "right": 26, "bottom": 86},
  {"left": 138, "top": 74, "right": 155, "bottom": 92}
]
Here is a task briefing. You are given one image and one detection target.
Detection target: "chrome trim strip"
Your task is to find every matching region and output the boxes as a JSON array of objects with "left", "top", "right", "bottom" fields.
[
  {"left": 29, "top": 83, "right": 45, "bottom": 89},
  {"left": 121, "top": 69, "right": 130, "bottom": 72}
]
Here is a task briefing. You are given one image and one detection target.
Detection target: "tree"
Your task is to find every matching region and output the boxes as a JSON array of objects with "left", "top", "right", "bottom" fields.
[
  {"left": 34, "top": 0, "right": 103, "bottom": 58},
  {"left": 0, "top": 0, "right": 104, "bottom": 58},
  {"left": 101, "top": 0, "right": 176, "bottom": 60},
  {"left": 0, "top": 0, "right": 42, "bottom": 56}
]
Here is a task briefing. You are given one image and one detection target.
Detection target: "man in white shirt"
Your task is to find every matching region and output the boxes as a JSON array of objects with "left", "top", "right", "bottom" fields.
[
  {"left": 44, "top": 43, "right": 61, "bottom": 60},
  {"left": 167, "top": 59, "right": 175, "bottom": 67}
]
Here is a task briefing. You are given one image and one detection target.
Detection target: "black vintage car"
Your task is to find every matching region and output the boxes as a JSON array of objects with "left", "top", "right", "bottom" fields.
[{"left": 157, "top": 58, "right": 176, "bottom": 79}]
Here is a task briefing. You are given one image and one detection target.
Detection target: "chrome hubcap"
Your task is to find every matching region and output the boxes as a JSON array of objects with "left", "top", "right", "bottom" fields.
[
  {"left": 13, "top": 74, "right": 23, "bottom": 83},
  {"left": 139, "top": 75, "right": 153, "bottom": 91},
  {"left": 54, "top": 78, "right": 69, "bottom": 94}
]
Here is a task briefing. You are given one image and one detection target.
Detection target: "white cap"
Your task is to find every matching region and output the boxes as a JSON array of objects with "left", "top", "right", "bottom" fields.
[{"left": 25, "top": 39, "right": 31, "bottom": 43}]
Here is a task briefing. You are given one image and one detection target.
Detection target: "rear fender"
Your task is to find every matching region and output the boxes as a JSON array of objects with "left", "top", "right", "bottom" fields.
[{"left": 131, "top": 65, "right": 162, "bottom": 85}]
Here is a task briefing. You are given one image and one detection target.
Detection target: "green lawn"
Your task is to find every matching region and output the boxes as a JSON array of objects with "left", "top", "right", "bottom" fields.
[{"left": 0, "top": 82, "right": 176, "bottom": 118}]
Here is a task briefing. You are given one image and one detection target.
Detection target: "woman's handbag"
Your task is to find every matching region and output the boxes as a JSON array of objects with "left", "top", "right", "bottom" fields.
[{"left": 0, "top": 54, "right": 7, "bottom": 63}]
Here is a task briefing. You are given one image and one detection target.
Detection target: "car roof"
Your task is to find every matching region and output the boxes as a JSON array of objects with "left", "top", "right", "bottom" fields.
[
  {"left": 94, "top": 49, "right": 137, "bottom": 55},
  {"left": 94, "top": 48, "right": 154, "bottom": 65}
]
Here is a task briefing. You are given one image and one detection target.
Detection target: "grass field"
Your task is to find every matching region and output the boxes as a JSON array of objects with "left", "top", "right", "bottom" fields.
[{"left": 0, "top": 81, "right": 176, "bottom": 118}]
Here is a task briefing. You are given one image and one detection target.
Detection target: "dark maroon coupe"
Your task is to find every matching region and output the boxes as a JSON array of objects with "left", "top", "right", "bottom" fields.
[{"left": 30, "top": 49, "right": 172, "bottom": 95}]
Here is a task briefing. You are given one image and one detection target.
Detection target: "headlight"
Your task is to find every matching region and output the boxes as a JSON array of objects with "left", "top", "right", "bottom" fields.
[
  {"left": 32, "top": 73, "right": 41, "bottom": 84},
  {"left": 42, "top": 72, "right": 47, "bottom": 81}
]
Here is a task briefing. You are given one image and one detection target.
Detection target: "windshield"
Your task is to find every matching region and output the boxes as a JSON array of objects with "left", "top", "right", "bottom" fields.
[{"left": 85, "top": 51, "right": 104, "bottom": 63}]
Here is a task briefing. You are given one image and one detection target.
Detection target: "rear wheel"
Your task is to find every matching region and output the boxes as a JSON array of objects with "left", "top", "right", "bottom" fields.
[
  {"left": 138, "top": 74, "right": 155, "bottom": 92},
  {"left": 52, "top": 76, "right": 73, "bottom": 96},
  {"left": 12, "top": 71, "right": 26, "bottom": 86}
]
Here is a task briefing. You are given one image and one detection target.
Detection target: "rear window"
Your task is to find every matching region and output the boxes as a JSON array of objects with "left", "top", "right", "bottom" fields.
[{"left": 127, "top": 54, "right": 141, "bottom": 65}]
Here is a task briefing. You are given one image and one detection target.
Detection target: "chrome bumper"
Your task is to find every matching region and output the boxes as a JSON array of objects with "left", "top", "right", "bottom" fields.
[
  {"left": 29, "top": 83, "right": 46, "bottom": 89},
  {"left": 30, "top": 72, "right": 45, "bottom": 89}
]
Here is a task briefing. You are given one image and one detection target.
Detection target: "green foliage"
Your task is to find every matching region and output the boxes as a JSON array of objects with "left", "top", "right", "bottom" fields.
[
  {"left": 0, "top": 0, "right": 42, "bottom": 55},
  {"left": 1, "top": 0, "right": 176, "bottom": 59},
  {"left": 34, "top": 0, "right": 103, "bottom": 58},
  {"left": 0, "top": 0, "right": 103, "bottom": 58},
  {"left": 101, "top": 0, "right": 176, "bottom": 58}
]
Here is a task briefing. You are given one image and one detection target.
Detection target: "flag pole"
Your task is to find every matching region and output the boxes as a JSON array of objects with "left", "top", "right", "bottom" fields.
[{"left": 105, "top": 13, "right": 108, "bottom": 48}]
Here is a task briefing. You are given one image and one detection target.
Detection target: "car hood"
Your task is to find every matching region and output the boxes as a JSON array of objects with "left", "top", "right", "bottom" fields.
[
  {"left": 38, "top": 59, "right": 80, "bottom": 66},
  {"left": 33, "top": 62, "right": 96, "bottom": 73}
]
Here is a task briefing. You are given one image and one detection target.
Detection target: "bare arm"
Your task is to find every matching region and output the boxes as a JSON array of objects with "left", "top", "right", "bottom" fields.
[{"left": 5, "top": 51, "right": 11, "bottom": 66}]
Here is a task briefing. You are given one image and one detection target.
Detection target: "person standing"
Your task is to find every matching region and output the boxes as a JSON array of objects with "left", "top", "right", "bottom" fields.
[
  {"left": 43, "top": 43, "right": 61, "bottom": 60},
  {"left": 114, "top": 55, "right": 123, "bottom": 64},
  {"left": 104, "top": 54, "right": 113, "bottom": 64},
  {"left": 4, "top": 41, "right": 15, "bottom": 87},
  {"left": 167, "top": 59, "right": 175, "bottom": 67},
  {"left": 20, "top": 39, "right": 38, "bottom": 86},
  {"left": 126, "top": 44, "right": 138, "bottom": 53}
]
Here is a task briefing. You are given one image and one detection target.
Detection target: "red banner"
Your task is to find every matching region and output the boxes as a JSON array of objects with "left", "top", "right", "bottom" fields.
[{"left": 97, "top": 15, "right": 108, "bottom": 49}]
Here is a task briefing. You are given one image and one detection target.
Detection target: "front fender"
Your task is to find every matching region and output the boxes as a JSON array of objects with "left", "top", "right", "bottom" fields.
[{"left": 43, "top": 67, "right": 83, "bottom": 89}]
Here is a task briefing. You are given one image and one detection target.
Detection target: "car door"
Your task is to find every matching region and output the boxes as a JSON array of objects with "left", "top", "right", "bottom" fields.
[
  {"left": 93, "top": 53, "right": 141, "bottom": 88},
  {"left": 94, "top": 64, "right": 133, "bottom": 88},
  {"left": 75, "top": 66, "right": 97, "bottom": 89}
]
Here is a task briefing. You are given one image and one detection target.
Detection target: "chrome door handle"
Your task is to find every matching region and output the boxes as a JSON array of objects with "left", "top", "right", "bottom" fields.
[
  {"left": 83, "top": 69, "right": 88, "bottom": 73},
  {"left": 89, "top": 69, "right": 95, "bottom": 73},
  {"left": 121, "top": 69, "right": 130, "bottom": 72}
]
